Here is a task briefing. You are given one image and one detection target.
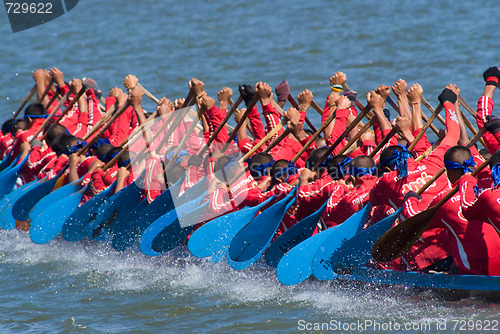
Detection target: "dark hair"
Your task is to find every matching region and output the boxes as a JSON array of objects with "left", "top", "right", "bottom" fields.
[
  {"left": 24, "top": 103, "right": 45, "bottom": 117},
  {"left": 479, "top": 148, "right": 492, "bottom": 161},
  {"left": 305, "top": 147, "right": 329, "bottom": 170},
  {"left": 51, "top": 133, "right": 76, "bottom": 155},
  {"left": 248, "top": 152, "right": 273, "bottom": 179},
  {"left": 270, "top": 159, "right": 291, "bottom": 182},
  {"left": 11, "top": 119, "right": 28, "bottom": 135},
  {"left": 101, "top": 146, "right": 119, "bottom": 163},
  {"left": 350, "top": 155, "right": 375, "bottom": 169},
  {"left": 489, "top": 150, "right": 500, "bottom": 169},
  {"left": 444, "top": 145, "right": 472, "bottom": 164},
  {"left": 45, "top": 124, "right": 67, "bottom": 146},
  {"left": 165, "top": 164, "right": 186, "bottom": 186},
  {"left": 327, "top": 155, "right": 350, "bottom": 180},
  {"left": 379, "top": 145, "right": 404, "bottom": 170},
  {"left": 117, "top": 151, "right": 133, "bottom": 168},
  {"left": 1, "top": 119, "right": 15, "bottom": 135}
]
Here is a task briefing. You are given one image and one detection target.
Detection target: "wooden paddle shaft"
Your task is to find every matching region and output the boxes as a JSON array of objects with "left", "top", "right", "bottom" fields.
[
  {"left": 287, "top": 96, "right": 318, "bottom": 133},
  {"left": 291, "top": 110, "right": 338, "bottom": 163},
  {"left": 242, "top": 121, "right": 286, "bottom": 162},
  {"left": 222, "top": 94, "right": 260, "bottom": 152},
  {"left": 198, "top": 95, "right": 243, "bottom": 156},
  {"left": 388, "top": 95, "right": 440, "bottom": 136},
  {"left": 33, "top": 90, "right": 75, "bottom": 142},
  {"left": 165, "top": 108, "right": 205, "bottom": 170},
  {"left": 12, "top": 84, "right": 37, "bottom": 119},
  {"left": 38, "top": 78, "right": 54, "bottom": 104},
  {"left": 457, "top": 95, "right": 487, "bottom": 148},
  {"left": 368, "top": 120, "right": 395, "bottom": 158},
  {"left": 407, "top": 103, "right": 443, "bottom": 152},
  {"left": 312, "top": 105, "right": 372, "bottom": 170}
]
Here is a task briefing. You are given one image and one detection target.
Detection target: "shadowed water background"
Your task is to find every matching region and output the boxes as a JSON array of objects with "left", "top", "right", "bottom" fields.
[{"left": 0, "top": 0, "right": 499, "bottom": 332}]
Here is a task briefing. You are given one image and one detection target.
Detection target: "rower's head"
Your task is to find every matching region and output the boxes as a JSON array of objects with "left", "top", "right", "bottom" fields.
[
  {"left": 11, "top": 119, "right": 28, "bottom": 135},
  {"left": 379, "top": 145, "right": 411, "bottom": 177},
  {"left": 327, "top": 155, "right": 351, "bottom": 180},
  {"left": 270, "top": 159, "right": 297, "bottom": 184},
  {"left": 444, "top": 145, "right": 474, "bottom": 184},
  {"left": 51, "top": 133, "right": 75, "bottom": 156},
  {"left": 315, "top": 137, "right": 326, "bottom": 148},
  {"left": 93, "top": 142, "right": 115, "bottom": 162},
  {"left": 23, "top": 103, "right": 46, "bottom": 127},
  {"left": 45, "top": 124, "right": 67, "bottom": 147},
  {"left": 117, "top": 151, "right": 132, "bottom": 169},
  {"left": 306, "top": 147, "right": 329, "bottom": 176},
  {"left": 214, "top": 155, "right": 242, "bottom": 183},
  {"left": 248, "top": 153, "right": 274, "bottom": 181},
  {"left": 489, "top": 150, "right": 500, "bottom": 189},
  {"left": 348, "top": 155, "right": 376, "bottom": 183},
  {"left": 1, "top": 119, "right": 15, "bottom": 136},
  {"left": 479, "top": 148, "right": 492, "bottom": 161}
]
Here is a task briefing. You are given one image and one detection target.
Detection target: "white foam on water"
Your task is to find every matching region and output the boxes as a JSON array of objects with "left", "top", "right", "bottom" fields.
[{"left": 0, "top": 229, "right": 497, "bottom": 329}]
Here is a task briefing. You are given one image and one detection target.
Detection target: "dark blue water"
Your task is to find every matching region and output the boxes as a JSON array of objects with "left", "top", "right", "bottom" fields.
[{"left": 1, "top": 0, "right": 499, "bottom": 332}]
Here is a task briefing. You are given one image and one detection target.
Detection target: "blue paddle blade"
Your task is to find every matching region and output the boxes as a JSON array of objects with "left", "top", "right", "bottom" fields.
[
  {"left": 111, "top": 199, "right": 149, "bottom": 251},
  {"left": 229, "top": 188, "right": 297, "bottom": 263},
  {"left": 0, "top": 178, "right": 41, "bottom": 229},
  {"left": 0, "top": 153, "right": 30, "bottom": 199},
  {"left": 29, "top": 189, "right": 86, "bottom": 244},
  {"left": 86, "top": 191, "right": 120, "bottom": 237},
  {"left": 0, "top": 150, "right": 14, "bottom": 172},
  {"left": 89, "top": 174, "right": 144, "bottom": 238},
  {"left": 120, "top": 175, "right": 186, "bottom": 241},
  {"left": 11, "top": 167, "right": 67, "bottom": 221},
  {"left": 140, "top": 194, "right": 207, "bottom": 256},
  {"left": 28, "top": 177, "right": 84, "bottom": 221},
  {"left": 265, "top": 199, "right": 329, "bottom": 267},
  {"left": 311, "top": 204, "right": 372, "bottom": 281},
  {"left": 187, "top": 197, "right": 274, "bottom": 258},
  {"left": 61, "top": 180, "right": 117, "bottom": 242},
  {"left": 206, "top": 247, "right": 227, "bottom": 263},
  {"left": 330, "top": 207, "right": 403, "bottom": 274},
  {"left": 276, "top": 225, "right": 339, "bottom": 285}
]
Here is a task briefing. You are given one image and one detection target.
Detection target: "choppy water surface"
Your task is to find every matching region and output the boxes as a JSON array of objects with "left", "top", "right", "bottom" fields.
[{"left": 0, "top": 0, "right": 499, "bottom": 332}]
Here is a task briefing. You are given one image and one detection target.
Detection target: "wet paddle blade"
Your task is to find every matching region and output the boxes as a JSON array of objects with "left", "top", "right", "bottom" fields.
[
  {"left": 28, "top": 177, "right": 83, "bottom": 221},
  {"left": 311, "top": 204, "right": 372, "bottom": 281},
  {"left": 0, "top": 153, "right": 29, "bottom": 199},
  {"left": 228, "top": 188, "right": 297, "bottom": 263},
  {"left": 187, "top": 197, "right": 274, "bottom": 258},
  {"left": 30, "top": 190, "right": 85, "bottom": 244},
  {"left": 372, "top": 205, "right": 438, "bottom": 263},
  {"left": 265, "top": 199, "right": 328, "bottom": 267},
  {"left": 330, "top": 207, "right": 403, "bottom": 274},
  {"left": 140, "top": 194, "right": 207, "bottom": 256},
  {"left": 0, "top": 179, "right": 41, "bottom": 229},
  {"left": 276, "top": 226, "right": 339, "bottom": 285},
  {"left": 111, "top": 199, "right": 149, "bottom": 251},
  {"left": 11, "top": 172, "right": 63, "bottom": 221},
  {"left": 61, "top": 180, "right": 116, "bottom": 242}
]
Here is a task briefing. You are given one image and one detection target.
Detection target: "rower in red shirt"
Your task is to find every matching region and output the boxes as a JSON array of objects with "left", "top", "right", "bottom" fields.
[
  {"left": 369, "top": 84, "right": 461, "bottom": 216},
  {"left": 406, "top": 146, "right": 500, "bottom": 275},
  {"left": 475, "top": 67, "right": 500, "bottom": 154}
]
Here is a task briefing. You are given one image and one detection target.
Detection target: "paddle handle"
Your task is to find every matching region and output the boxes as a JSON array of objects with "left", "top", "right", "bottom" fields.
[
  {"left": 38, "top": 78, "right": 55, "bottom": 104},
  {"left": 407, "top": 103, "right": 443, "bottom": 152},
  {"left": 388, "top": 95, "right": 440, "bottom": 136},
  {"left": 287, "top": 96, "right": 318, "bottom": 133},
  {"left": 414, "top": 126, "right": 487, "bottom": 196},
  {"left": 198, "top": 95, "right": 243, "bottom": 156},
  {"left": 222, "top": 94, "right": 259, "bottom": 152},
  {"left": 312, "top": 105, "right": 371, "bottom": 170},
  {"left": 365, "top": 120, "right": 395, "bottom": 158},
  {"left": 457, "top": 95, "right": 487, "bottom": 148},
  {"left": 338, "top": 117, "right": 377, "bottom": 157},
  {"left": 241, "top": 121, "right": 286, "bottom": 162},
  {"left": 291, "top": 110, "right": 337, "bottom": 164},
  {"left": 12, "top": 84, "right": 37, "bottom": 119}
]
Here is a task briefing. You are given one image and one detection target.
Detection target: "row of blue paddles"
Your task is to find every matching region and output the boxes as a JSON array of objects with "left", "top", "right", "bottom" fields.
[{"left": 1, "top": 156, "right": 499, "bottom": 289}]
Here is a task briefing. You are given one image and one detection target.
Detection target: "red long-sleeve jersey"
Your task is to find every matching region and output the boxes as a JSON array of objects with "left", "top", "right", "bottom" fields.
[{"left": 476, "top": 96, "right": 500, "bottom": 154}]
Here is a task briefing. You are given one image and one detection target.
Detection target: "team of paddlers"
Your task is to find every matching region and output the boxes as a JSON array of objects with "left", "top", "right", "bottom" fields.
[{"left": 2, "top": 66, "right": 500, "bottom": 277}]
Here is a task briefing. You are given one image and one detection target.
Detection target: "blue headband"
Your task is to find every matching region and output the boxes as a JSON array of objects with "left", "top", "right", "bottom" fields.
[
  {"left": 444, "top": 156, "right": 475, "bottom": 174},
  {"left": 274, "top": 161, "right": 298, "bottom": 182},
  {"left": 119, "top": 159, "right": 131, "bottom": 168},
  {"left": 348, "top": 166, "right": 376, "bottom": 178},
  {"left": 491, "top": 164, "right": 500, "bottom": 188},
  {"left": 64, "top": 141, "right": 87, "bottom": 156},
  {"left": 250, "top": 160, "right": 275, "bottom": 178},
  {"left": 90, "top": 138, "right": 110, "bottom": 151},
  {"left": 381, "top": 145, "right": 411, "bottom": 177},
  {"left": 166, "top": 150, "right": 190, "bottom": 164},
  {"left": 337, "top": 157, "right": 352, "bottom": 177},
  {"left": 104, "top": 150, "right": 119, "bottom": 162},
  {"left": 24, "top": 114, "right": 49, "bottom": 119}
]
